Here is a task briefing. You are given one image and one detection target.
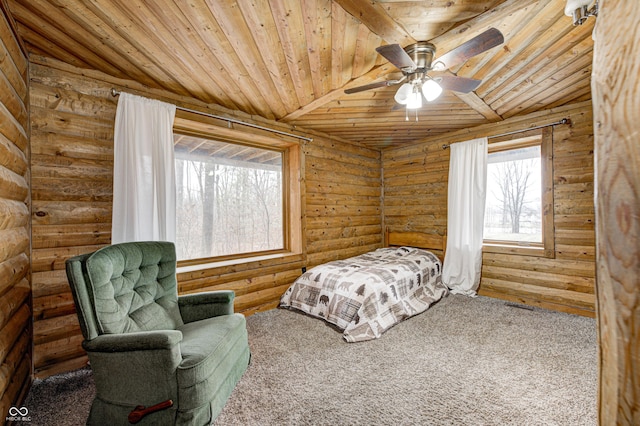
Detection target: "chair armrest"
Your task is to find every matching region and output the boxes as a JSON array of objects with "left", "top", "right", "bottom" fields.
[
  {"left": 82, "top": 330, "right": 183, "bottom": 353},
  {"left": 83, "top": 331, "right": 184, "bottom": 406},
  {"left": 178, "top": 290, "right": 235, "bottom": 323}
]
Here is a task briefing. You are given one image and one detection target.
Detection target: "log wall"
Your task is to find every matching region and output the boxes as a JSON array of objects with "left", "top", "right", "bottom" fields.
[
  {"left": 0, "top": 3, "right": 31, "bottom": 418},
  {"left": 28, "top": 56, "right": 381, "bottom": 378},
  {"left": 383, "top": 101, "right": 595, "bottom": 316},
  {"left": 592, "top": 0, "right": 640, "bottom": 422}
]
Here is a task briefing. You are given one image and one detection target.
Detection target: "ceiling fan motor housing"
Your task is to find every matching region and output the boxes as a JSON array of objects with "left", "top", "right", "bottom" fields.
[{"left": 404, "top": 41, "right": 436, "bottom": 72}]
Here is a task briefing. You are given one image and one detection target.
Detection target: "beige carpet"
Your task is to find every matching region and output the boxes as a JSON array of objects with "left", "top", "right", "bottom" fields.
[{"left": 25, "top": 295, "right": 597, "bottom": 425}]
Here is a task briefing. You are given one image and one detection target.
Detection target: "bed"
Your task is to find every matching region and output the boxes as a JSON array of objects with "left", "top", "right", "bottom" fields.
[{"left": 279, "top": 230, "right": 449, "bottom": 342}]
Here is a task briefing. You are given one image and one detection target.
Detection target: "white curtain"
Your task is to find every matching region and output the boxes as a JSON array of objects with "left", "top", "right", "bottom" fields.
[
  {"left": 111, "top": 92, "right": 177, "bottom": 244},
  {"left": 442, "top": 137, "right": 488, "bottom": 296}
]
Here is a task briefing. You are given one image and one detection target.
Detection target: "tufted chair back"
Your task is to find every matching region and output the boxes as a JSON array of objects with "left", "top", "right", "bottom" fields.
[{"left": 67, "top": 241, "right": 184, "bottom": 341}]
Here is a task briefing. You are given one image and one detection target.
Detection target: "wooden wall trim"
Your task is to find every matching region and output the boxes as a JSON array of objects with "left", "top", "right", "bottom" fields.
[
  {"left": 0, "top": 0, "right": 27, "bottom": 57},
  {"left": 0, "top": 3, "right": 30, "bottom": 418},
  {"left": 592, "top": 0, "right": 640, "bottom": 422}
]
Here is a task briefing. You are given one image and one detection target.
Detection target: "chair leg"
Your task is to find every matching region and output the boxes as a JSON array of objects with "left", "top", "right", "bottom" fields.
[{"left": 128, "top": 399, "right": 174, "bottom": 424}]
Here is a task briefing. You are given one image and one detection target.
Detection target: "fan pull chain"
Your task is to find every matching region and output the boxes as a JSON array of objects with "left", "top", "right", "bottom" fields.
[{"left": 405, "top": 107, "right": 419, "bottom": 122}]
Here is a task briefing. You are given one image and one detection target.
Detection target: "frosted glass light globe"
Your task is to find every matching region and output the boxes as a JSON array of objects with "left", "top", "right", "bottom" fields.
[
  {"left": 394, "top": 83, "right": 412, "bottom": 105},
  {"left": 422, "top": 79, "right": 443, "bottom": 102}
]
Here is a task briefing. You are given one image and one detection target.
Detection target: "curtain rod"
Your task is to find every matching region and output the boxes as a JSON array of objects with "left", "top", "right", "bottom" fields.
[
  {"left": 111, "top": 89, "right": 313, "bottom": 143},
  {"left": 441, "top": 118, "right": 570, "bottom": 150}
]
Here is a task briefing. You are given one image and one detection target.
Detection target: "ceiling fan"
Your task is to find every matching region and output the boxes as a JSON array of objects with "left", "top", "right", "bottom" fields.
[{"left": 345, "top": 28, "right": 504, "bottom": 117}]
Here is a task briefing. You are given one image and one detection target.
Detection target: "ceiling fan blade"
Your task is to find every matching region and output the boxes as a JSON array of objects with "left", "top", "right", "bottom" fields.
[
  {"left": 436, "top": 75, "right": 482, "bottom": 93},
  {"left": 432, "top": 28, "right": 504, "bottom": 71},
  {"left": 344, "top": 79, "right": 401, "bottom": 94},
  {"left": 375, "top": 44, "right": 417, "bottom": 70}
]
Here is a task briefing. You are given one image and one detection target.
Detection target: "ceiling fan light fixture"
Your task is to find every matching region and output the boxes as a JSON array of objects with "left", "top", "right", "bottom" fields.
[
  {"left": 394, "top": 83, "right": 412, "bottom": 105},
  {"left": 422, "top": 79, "right": 443, "bottom": 102},
  {"left": 346, "top": 28, "right": 505, "bottom": 119},
  {"left": 564, "top": 0, "right": 597, "bottom": 25}
]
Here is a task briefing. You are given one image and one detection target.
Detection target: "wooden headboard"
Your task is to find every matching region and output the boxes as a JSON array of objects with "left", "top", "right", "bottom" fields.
[{"left": 384, "top": 228, "right": 447, "bottom": 260}]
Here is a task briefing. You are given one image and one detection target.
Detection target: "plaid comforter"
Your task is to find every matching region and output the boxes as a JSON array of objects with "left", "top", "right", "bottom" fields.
[{"left": 279, "top": 247, "right": 448, "bottom": 342}]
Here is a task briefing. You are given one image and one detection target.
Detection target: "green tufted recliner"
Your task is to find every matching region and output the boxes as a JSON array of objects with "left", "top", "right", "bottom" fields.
[{"left": 65, "top": 241, "right": 250, "bottom": 425}]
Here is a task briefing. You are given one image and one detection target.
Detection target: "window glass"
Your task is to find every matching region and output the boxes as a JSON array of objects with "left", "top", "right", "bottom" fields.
[
  {"left": 484, "top": 144, "right": 542, "bottom": 244},
  {"left": 174, "top": 133, "right": 284, "bottom": 261}
]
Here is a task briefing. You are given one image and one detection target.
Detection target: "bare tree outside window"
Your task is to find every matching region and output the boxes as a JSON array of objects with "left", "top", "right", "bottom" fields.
[
  {"left": 173, "top": 134, "right": 284, "bottom": 261},
  {"left": 484, "top": 145, "right": 542, "bottom": 243}
]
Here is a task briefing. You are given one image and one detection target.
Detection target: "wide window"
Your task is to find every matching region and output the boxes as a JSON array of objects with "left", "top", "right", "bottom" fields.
[
  {"left": 174, "top": 133, "right": 284, "bottom": 261},
  {"left": 171, "top": 112, "right": 303, "bottom": 268},
  {"left": 483, "top": 128, "right": 554, "bottom": 257}
]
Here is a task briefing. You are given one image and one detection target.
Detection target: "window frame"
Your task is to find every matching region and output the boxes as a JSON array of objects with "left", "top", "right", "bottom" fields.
[
  {"left": 172, "top": 111, "right": 303, "bottom": 268},
  {"left": 482, "top": 127, "right": 555, "bottom": 258}
]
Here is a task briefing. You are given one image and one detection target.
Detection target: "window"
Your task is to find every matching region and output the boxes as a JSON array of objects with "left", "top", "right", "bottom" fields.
[
  {"left": 174, "top": 134, "right": 284, "bottom": 260},
  {"left": 172, "top": 113, "right": 302, "bottom": 266},
  {"left": 483, "top": 128, "right": 554, "bottom": 257},
  {"left": 484, "top": 144, "right": 541, "bottom": 243}
]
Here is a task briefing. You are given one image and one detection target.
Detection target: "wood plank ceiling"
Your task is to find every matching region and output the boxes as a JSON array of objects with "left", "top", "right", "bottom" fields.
[{"left": 7, "top": 0, "right": 593, "bottom": 150}]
